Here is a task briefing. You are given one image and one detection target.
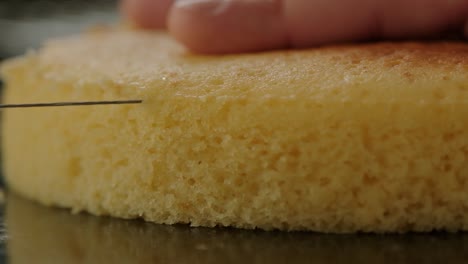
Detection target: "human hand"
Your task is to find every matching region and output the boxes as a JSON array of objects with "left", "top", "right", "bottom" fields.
[{"left": 121, "top": 0, "right": 468, "bottom": 54}]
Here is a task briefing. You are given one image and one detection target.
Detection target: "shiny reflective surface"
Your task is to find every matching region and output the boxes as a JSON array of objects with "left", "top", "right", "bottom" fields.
[{"left": 0, "top": 193, "right": 466, "bottom": 264}]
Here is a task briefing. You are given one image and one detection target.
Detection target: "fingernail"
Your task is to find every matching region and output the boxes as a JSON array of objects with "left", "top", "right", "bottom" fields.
[
  {"left": 174, "top": 0, "right": 232, "bottom": 15},
  {"left": 174, "top": 0, "right": 213, "bottom": 8}
]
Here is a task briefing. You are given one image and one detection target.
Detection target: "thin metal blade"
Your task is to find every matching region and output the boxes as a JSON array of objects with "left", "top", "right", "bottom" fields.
[{"left": 0, "top": 100, "right": 143, "bottom": 109}]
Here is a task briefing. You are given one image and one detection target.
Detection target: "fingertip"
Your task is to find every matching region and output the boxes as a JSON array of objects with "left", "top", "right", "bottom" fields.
[
  {"left": 168, "top": 0, "right": 288, "bottom": 54},
  {"left": 168, "top": 1, "right": 223, "bottom": 53},
  {"left": 121, "top": 0, "right": 173, "bottom": 29}
]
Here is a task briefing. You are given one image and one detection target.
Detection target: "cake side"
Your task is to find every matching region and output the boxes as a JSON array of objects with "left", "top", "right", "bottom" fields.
[{"left": 2, "top": 30, "right": 468, "bottom": 232}]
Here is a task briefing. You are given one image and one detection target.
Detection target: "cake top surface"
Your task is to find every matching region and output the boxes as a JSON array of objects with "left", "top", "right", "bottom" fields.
[{"left": 2, "top": 29, "right": 468, "bottom": 102}]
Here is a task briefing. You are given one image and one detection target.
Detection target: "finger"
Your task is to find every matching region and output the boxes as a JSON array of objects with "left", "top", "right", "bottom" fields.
[
  {"left": 168, "top": 0, "right": 379, "bottom": 53},
  {"left": 375, "top": 0, "right": 468, "bottom": 38},
  {"left": 168, "top": 0, "right": 288, "bottom": 54},
  {"left": 282, "top": 0, "right": 377, "bottom": 47},
  {"left": 168, "top": 0, "right": 468, "bottom": 54},
  {"left": 285, "top": 0, "right": 468, "bottom": 47},
  {"left": 121, "top": 0, "right": 174, "bottom": 28}
]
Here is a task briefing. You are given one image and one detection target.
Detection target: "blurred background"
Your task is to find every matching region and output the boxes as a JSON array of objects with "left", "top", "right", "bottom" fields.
[{"left": 0, "top": 0, "right": 118, "bottom": 61}]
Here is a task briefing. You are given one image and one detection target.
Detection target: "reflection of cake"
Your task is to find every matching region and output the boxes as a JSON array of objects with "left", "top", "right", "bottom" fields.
[
  {"left": 2, "top": 29, "right": 468, "bottom": 232},
  {"left": 7, "top": 194, "right": 468, "bottom": 263}
]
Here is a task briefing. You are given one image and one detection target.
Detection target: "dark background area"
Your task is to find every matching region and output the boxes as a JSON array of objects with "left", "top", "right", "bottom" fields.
[{"left": 0, "top": 0, "right": 117, "bottom": 60}]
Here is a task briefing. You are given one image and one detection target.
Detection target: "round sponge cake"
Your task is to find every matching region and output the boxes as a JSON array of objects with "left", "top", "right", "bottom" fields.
[{"left": 2, "top": 29, "right": 468, "bottom": 232}]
